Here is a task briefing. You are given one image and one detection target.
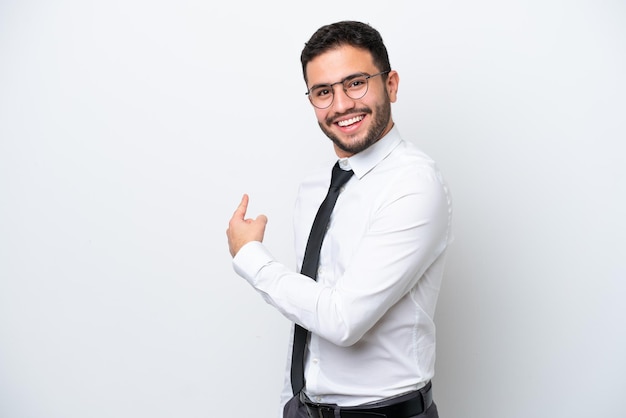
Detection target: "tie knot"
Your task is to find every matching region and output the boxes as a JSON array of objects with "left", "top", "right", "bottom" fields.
[{"left": 330, "top": 162, "right": 354, "bottom": 190}]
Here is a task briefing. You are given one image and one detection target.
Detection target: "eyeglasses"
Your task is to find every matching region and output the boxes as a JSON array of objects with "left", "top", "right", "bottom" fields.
[{"left": 305, "top": 70, "right": 390, "bottom": 109}]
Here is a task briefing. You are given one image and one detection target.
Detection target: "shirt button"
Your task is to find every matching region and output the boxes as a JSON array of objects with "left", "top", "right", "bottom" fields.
[
  {"left": 312, "top": 358, "right": 319, "bottom": 364},
  {"left": 315, "top": 396, "right": 322, "bottom": 402}
]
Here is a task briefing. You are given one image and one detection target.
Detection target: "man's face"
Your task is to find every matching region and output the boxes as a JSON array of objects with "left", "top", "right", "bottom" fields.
[{"left": 305, "top": 45, "right": 399, "bottom": 158}]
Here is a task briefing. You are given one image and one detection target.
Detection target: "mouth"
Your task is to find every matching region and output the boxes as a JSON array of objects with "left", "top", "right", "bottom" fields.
[{"left": 336, "top": 114, "right": 365, "bottom": 128}]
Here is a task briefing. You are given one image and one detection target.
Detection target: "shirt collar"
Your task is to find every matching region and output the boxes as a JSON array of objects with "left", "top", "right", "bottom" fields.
[{"left": 338, "top": 125, "right": 402, "bottom": 179}]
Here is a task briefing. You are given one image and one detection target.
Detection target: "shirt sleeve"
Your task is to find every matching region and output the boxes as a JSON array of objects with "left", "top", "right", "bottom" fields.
[
  {"left": 232, "top": 241, "right": 325, "bottom": 328},
  {"left": 232, "top": 163, "right": 452, "bottom": 347},
  {"left": 316, "top": 168, "right": 451, "bottom": 346}
]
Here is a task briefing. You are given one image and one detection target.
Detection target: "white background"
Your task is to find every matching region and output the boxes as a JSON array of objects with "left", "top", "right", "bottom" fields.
[{"left": 1, "top": 1, "right": 625, "bottom": 417}]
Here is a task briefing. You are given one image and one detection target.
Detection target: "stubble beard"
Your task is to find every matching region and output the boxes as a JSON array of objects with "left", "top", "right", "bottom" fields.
[{"left": 319, "top": 100, "right": 392, "bottom": 156}]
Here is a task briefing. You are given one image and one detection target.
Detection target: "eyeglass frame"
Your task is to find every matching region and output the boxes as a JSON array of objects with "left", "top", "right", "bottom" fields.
[{"left": 305, "top": 70, "right": 391, "bottom": 109}]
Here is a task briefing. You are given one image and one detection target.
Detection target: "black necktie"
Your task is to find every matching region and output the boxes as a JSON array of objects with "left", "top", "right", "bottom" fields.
[{"left": 290, "top": 161, "right": 354, "bottom": 395}]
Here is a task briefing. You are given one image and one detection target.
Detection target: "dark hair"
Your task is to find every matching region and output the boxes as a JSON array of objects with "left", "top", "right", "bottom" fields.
[{"left": 300, "top": 21, "right": 391, "bottom": 83}]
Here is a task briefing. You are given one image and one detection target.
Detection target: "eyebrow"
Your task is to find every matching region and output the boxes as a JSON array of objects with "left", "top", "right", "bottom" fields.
[{"left": 308, "top": 72, "right": 368, "bottom": 90}]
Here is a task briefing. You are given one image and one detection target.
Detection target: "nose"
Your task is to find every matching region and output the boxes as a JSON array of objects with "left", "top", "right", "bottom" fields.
[{"left": 331, "top": 84, "right": 356, "bottom": 112}]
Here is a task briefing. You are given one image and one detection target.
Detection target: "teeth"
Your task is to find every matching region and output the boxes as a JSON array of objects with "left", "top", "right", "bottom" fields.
[{"left": 337, "top": 115, "right": 364, "bottom": 127}]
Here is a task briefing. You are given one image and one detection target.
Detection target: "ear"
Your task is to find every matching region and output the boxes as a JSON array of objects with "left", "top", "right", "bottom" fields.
[{"left": 386, "top": 70, "right": 399, "bottom": 103}]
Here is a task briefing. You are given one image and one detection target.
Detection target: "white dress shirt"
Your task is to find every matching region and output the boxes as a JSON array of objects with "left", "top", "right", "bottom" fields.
[{"left": 233, "top": 126, "right": 453, "bottom": 410}]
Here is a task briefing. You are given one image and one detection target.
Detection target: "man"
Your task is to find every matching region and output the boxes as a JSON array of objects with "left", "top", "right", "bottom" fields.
[{"left": 227, "top": 21, "right": 452, "bottom": 418}]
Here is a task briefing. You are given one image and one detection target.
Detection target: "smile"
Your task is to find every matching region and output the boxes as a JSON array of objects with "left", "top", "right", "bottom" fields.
[{"left": 337, "top": 115, "right": 364, "bottom": 127}]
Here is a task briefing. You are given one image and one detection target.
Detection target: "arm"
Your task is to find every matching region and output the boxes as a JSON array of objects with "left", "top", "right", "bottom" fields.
[
  {"left": 232, "top": 168, "right": 451, "bottom": 346},
  {"left": 314, "top": 182, "right": 450, "bottom": 345}
]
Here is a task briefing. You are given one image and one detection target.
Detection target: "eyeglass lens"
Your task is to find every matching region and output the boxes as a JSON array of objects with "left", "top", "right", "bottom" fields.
[{"left": 307, "top": 71, "right": 388, "bottom": 109}]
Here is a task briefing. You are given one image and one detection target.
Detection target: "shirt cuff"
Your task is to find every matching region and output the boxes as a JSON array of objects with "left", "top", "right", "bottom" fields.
[{"left": 232, "top": 241, "right": 274, "bottom": 285}]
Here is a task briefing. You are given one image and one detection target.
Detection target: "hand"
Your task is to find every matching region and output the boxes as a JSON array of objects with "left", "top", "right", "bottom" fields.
[{"left": 226, "top": 194, "right": 268, "bottom": 257}]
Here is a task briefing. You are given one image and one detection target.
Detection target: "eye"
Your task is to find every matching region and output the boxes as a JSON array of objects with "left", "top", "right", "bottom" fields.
[
  {"left": 346, "top": 77, "right": 367, "bottom": 90},
  {"left": 312, "top": 86, "right": 332, "bottom": 98}
]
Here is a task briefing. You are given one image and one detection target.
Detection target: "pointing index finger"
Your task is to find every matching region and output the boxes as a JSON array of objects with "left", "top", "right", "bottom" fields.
[{"left": 234, "top": 193, "right": 249, "bottom": 219}]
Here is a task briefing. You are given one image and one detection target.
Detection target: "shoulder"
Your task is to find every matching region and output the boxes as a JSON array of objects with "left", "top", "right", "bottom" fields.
[{"left": 381, "top": 139, "right": 447, "bottom": 186}]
